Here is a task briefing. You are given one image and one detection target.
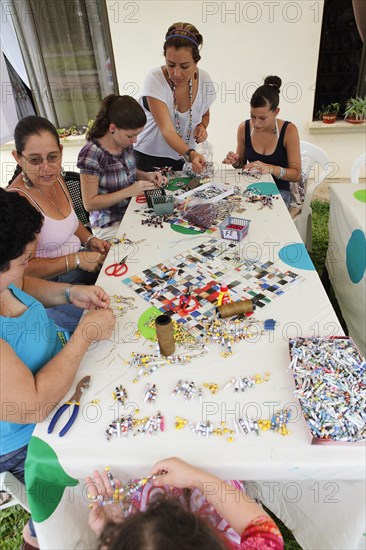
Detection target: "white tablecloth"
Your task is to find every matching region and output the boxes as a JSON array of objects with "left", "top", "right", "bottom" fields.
[
  {"left": 26, "top": 174, "right": 366, "bottom": 550},
  {"left": 326, "top": 183, "right": 366, "bottom": 357}
]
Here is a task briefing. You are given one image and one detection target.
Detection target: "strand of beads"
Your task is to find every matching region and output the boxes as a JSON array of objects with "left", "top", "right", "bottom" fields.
[
  {"left": 201, "top": 317, "right": 271, "bottom": 358},
  {"left": 108, "top": 234, "right": 145, "bottom": 247},
  {"left": 104, "top": 411, "right": 164, "bottom": 440},
  {"left": 171, "top": 380, "right": 202, "bottom": 402},
  {"left": 112, "top": 385, "right": 128, "bottom": 405},
  {"left": 110, "top": 295, "right": 137, "bottom": 318},
  {"left": 88, "top": 470, "right": 167, "bottom": 510},
  {"left": 143, "top": 383, "right": 157, "bottom": 404},
  {"left": 130, "top": 348, "right": 208, "bottom": 383}
]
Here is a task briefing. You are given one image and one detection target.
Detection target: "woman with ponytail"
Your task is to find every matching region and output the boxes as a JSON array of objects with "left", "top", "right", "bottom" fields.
[
  {"left": 134, "top": 22, "right": 216, "bottom": 174},
  {"left": 77, "top": 95, "right": 166, "bottom": 240},
  {"left": 223, "top": 76, "right": 301, "bottom": 208}
]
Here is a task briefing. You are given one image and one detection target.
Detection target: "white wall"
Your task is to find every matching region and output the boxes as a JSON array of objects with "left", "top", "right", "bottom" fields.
[{"left": 106, "top": 0, "right": 365, "bottom": 179}]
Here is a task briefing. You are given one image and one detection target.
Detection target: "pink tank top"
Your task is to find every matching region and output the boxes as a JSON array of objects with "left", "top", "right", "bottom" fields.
[{"left": 9, "top": 181, "right": 81, "bottom": 258}]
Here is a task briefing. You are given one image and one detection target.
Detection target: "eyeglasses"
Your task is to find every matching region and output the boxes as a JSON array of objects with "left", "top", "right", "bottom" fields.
[{"left": 19, "top": 151, "right": 62, "bottom": 166}]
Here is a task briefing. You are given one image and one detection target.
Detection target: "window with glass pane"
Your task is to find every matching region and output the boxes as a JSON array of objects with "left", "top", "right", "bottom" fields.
[{"left": 10, "top": 0, "right": 117, "bottom": 127}]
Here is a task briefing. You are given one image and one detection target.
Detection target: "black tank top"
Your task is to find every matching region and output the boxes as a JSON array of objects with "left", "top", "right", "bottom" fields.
[{"left": 245, "top": 120, "right": 290, "bottom": 191}]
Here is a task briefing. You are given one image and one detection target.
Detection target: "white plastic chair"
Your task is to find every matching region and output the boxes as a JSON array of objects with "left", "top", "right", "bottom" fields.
[
  {"left": 0, "top": 471, "right": 30, "bottom": 512},
  {"left": 351, "top": 152, "right": 366, "bottom": 184},
  {"left": 294, "top": 141, "right": 333, "bottom": 251}
]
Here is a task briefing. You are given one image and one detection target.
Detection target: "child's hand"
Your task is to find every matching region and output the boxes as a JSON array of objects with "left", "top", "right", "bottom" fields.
[
  {"left": 150, "top": 457, "right": 203, "bottom": 490},
  {"left": 223, "top": 151, "right": 239, "bottom": 165},
  {"left": 85, "top": 470, "right": 123, "bottom": 536}
]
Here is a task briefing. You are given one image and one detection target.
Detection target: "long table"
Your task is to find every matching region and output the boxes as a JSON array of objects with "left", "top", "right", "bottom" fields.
[
  {"left": 25, "top": 172, "right": 366, "bottom": 550},
  {"left": 326, "top": 183, "right": 366, "bottom": 357}
]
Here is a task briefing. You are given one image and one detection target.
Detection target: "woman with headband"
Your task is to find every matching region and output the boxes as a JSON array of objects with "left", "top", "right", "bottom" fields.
[
  {"left": 134, "top": 22, "right": 216, "bottom": 174},
  {"left": 223, "top": 76, "right": 301, "bottom": 208}
]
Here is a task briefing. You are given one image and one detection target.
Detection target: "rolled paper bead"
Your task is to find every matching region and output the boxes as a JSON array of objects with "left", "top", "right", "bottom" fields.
[
  {"left": 217, "top": 299, "right": 254, "bottom": 318},
  {"left": 155, "top": 314, "right": 175, "bottom": 356}
]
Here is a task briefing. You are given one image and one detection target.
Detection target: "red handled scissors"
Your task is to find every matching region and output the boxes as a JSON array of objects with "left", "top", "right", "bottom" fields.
[
  {"left": 169, "top": 285, "right": 199, "bottom": 313},
  {"left": 105, "top": 255, "right": 128, "bottom": 277},
  {"left": 48, "top": 375, "right": 90, "bottom": 437},
  {"left": 136, "top": 195, "right": 147, "bottom": 203}
]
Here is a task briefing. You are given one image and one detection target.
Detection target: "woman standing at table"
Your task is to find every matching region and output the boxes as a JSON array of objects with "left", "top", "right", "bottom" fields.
[
  {"left": 134, "top": 22, "right": 216, "bottom": 174},
  {"left": 77, "top": 95, "right": 165, "bottom": 241},
  {"left": 87, "top": 457, "right": 283, "bottom": 549},
  {"left": 223, "top": 76, "right": 301, "bottom": 208},
  {"left": 0, "top": 189, "right": 115, "bottom": 548}
]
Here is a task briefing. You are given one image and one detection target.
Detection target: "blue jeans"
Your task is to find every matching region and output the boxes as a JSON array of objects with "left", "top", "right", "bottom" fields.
[
  {"left": 280, "top": 189, "right": 291, "bottom": 209},
  {"left": 0, "top": 445, "right": 36, "bottom": 537},
  {"left": 47, "top": 266, "right": 98, "bottom": 333}
]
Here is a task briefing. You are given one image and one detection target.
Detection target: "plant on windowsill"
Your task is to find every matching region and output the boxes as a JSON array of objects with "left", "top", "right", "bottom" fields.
[
  {"left": 316, "top": 103, "right": 340, "bottom": 124},
  {"left": 344, "top": 96, "right": 366, "bottom": 124}
]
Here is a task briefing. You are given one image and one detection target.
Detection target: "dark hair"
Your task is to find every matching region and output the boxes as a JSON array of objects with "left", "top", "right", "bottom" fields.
[
  {"left": 0, "top": 189, "right": 43, "bottom": 272},
  {"left": 87, "top": 95, "right": 147, "bottom": 140},
  {"left": 99, "top": 494, "right": 229, "bottom": 550},
  {"left": 8, "top": 115, "right": 61, "bottom": 185},
  {"left": 250, "top": 76, "right": 282, "bottom": 111},
  {"left": 164, "top": 22, "right": 203, "bottom": 63}
]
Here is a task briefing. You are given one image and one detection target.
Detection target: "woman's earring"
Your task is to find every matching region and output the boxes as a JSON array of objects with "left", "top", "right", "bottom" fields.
[
  {"left": 194, "top": 72, "right": 198, "bottom": 80},
  {"left": 111, "top": 130, "right": 115, "bottom": 134},
  {"left": 22, "top": 171, "right": 32, "bottom": 188},
  {"left": 60, "top": 166, "right": 66, "bottom": 177}
]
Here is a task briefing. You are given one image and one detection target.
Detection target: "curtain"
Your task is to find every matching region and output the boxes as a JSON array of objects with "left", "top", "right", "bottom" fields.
[
  {"left": 0, "top": 53, "right": 18, "bottom": 144},
  {"left": 353, "top": 0, "right": 366, "bottom": 42},
  {"left": 8, "top": 0, "right": 117, "bottom": 128}
]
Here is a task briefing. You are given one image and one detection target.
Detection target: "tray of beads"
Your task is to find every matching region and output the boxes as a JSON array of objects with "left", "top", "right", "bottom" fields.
[
  {"left": 219, "top": 217, "right": 251, "bottom": 242},
  {"left": 289, "top": 337, "right": 366, "bottom": 445},
  {"left": 176, "top": 182, "right": 234, "bottom": 204}
]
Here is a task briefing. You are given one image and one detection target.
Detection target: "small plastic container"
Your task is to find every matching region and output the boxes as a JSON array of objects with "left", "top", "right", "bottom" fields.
[
  {"left": 152, "top": 195, "right": 175, "bottom": 215},
  {"left": 219, "top": 216, "right": 250, "bottom": 242},
  {"left": 144, "top": 188, "right": 166, "bottom": 208}
]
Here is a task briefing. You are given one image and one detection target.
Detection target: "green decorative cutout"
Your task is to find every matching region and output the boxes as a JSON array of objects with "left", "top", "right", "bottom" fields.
[
  {"left": 25, "top": 436, "right": 78, "bottom": 522},
  {"left": 353, "top": 189, "right": 366, "bottom": 203},
  {"left": 170, "top": 223, "right": 205, "bottom": 235},
  {"left": 166, "top": 177, "right": 192, "bottom": 191},
  {"left": 137, "top": 306, "right": 162, "bottom": 340}
]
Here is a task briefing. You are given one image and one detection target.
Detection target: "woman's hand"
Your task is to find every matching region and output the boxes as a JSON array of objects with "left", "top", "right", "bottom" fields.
[
  {"left": 245, "top": 161, "right": 272, "bottom": 174},
  {"left": 223, "top": 151, "right": 240, "bottom": 166},
  {"left": 68, "top": 285, "right": 110, "bottom": 310},
  {"left": 77, "top": 308, "right": 115, "bottom": 342},
  {"left": 146, "top": 172, "right": 168, "bottom": 187},
  {"left": 86, "top": 470, "right": 123, "bottom": 536},
  {"left": 190, "top": 152, "right": 206, "bottom": 174},
  {"left": 78, "top": 251, "right": 106, "bottom": 273},
  {"left": 129, "top": 180, "right": 159, "bottom": 197},
  {"left": 194, "top": 124, "right": 208, "bottom": 144},
  {"left": 88, "top": 236, "right": 111, "bottom": 255},
  {"left": 150, "top": 457, "right": 204, "bottom": 490}
]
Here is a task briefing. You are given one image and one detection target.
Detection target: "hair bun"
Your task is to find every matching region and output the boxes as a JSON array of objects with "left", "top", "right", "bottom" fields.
[{"left": 264, "top": 75, "right": 282, "bottom": 93}]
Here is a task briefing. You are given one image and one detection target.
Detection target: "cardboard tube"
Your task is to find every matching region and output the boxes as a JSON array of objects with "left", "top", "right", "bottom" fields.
[
  {"left": 217, "top": 299, "right": 254, "bottom": 318},
  {"left": 155, "top": 314, "right": 175, "bottom": 356}
]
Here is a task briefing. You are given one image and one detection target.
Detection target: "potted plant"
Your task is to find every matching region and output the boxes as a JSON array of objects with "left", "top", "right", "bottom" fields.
[
  {"left": 316, "top": 103, "right": 340, "bottom": 124},
  {"left": 344, "top": 96, "right": 366, "bottom": 124}
]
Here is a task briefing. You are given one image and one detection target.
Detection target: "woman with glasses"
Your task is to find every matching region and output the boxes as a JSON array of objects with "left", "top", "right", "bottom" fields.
[{"left": 7, "top": 116, "right": 110, "bottom": 330}]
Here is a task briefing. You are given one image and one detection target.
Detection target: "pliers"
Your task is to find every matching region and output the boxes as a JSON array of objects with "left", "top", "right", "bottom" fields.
[{"left": 48, "top": 375, "right": 91, "bottom": 437}]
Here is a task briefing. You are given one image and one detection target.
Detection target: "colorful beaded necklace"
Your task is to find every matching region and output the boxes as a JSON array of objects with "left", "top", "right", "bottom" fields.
[{"left": 169, "top": 78, "right": 193, "bottom": 145}]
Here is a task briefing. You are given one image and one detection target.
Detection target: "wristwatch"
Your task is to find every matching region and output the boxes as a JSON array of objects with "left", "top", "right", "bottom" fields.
[{"left": 182, "top": 149, "right": 195, "bottom": 162}]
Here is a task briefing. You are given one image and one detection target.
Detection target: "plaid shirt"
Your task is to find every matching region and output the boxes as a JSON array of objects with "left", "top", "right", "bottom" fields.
[{"left": 77, "top": 140, "right": 136, "bottom": 228}]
